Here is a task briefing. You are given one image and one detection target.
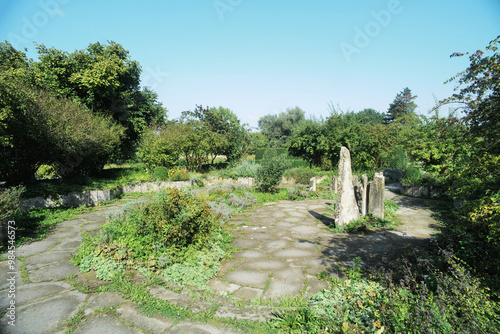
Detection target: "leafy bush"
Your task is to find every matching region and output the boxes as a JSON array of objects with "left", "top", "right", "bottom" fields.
[
  {"left": 35, "top": 164, "right": 58, "bottom": 180},
  {"left": 227, "top": 192, "right": 257, "bottom": 209},
  {"left": 256, "top": 149, "right": 291, "bottom": 193},
  {"left": 153, "top": 166, "right": 169, "bottom": 181},
  {"left": 287, "top": 187, "right": 309, "bottom": 200},
  {"left": 230, "top": 159, "right": 261, "bottom": 178},
  {"left": 401, "top": 163, "right": 423, "bottom": 185},
  {"left": 168, "top": 167, "right": 190, "bottom": 181},
  {"left": 378, "top": 249, "right": 500, "bottom": 333},
  {"left": 0, "top": 186, "right": 24, "bottom": 222},
  {"left": 137, "top": 126, "right": 180, "bottom": 171},
  {"left": 208, "top": 199, "right": 233, "bottom": 222},
  {"left": 283, "top": 167, "right": 317, "bottom": 185},
  {"left": 389, "top": 148, "right": 408, "bottom": 170}
]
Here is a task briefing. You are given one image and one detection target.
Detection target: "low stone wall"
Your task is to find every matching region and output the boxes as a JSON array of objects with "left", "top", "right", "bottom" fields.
[
  {"left": 400, "top": 184, "right": 442, "bottom": 199},
  {"left": 21, "top": 178, "right": 257, "bottom": 211}
]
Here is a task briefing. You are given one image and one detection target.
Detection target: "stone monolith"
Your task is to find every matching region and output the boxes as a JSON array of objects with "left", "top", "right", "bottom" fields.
[
  {"left": 334, "top": 146, "right": 360, "bottom": 226},
  {"left": 368, "top": 172, "right": 385, "bottom": 219}
]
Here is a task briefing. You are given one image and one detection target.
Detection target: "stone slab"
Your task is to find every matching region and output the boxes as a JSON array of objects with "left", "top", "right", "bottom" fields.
[
  {"left": 0, "top": 281, "right": 72, "bottom": 309},
  {"left": 272, "top": 248, "right": 316, "bottom": 259},
  {"left": 15, "top": 239, "right": 60, "bottom": 257},
  {"left": 233, "top": 249, "right": 268, "bottom": 260},
  {"left": 259, "top": 240, "right": 289, "bottom": 252},
  {"left": 85, "top": 291, "right": 125, "bottom": 315},
  {"left": 0, "top": 290, "right": 87, "bottom": 334},
  {"left": 117, "top": 303, "right": 173, "bottom": 333},
  {"left": 29, "top": 261, "right": 79, "bottom": 282},
  {"left": 262, "top": 278, "right": 302, "bottom": 299},
  {"left": 24, "top": 251, "right": 73, "bottom": 270},
  {"left": 73, "top": 314, "right": 141, "bottom": 334},
  {"left": 225, "top": 270, "right": 269, "bottom": 288},
  {"left": 244, "top": 260, "right": 288, "bottom": 271},
  {"left": 231, "top": 286, "right": 263, "bottom": 300}
]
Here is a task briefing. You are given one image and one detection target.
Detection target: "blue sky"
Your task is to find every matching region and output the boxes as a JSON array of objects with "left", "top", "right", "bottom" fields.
[{"left": 1, "top": 0, "right": 499, "bottom": 129}]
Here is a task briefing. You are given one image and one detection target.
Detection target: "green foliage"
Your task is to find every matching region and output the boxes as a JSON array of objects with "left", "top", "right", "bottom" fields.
[
  {"left": 389, "top": 148, "right": 408, "bottom": 170},
  {"left": 288, "top": 121, "right": 327, "bottom": 167},
  {"left": 137, "top": 125, "right": 180, "bottom": 171},
  {"left": 228, "top": 160, "right": 261, "bottom": 178},
  {"left": 255, "top": 148, "right": 287, "bottom": 160},
  {"left": 246, "top": 132, "right": 269, "bottom": 155},
  {"left": 35, "top": 165, "right": 58, "bottom": 180},
  {"left": 153, "top": 166, "right": 169, "bottom": 181},
  {"left": 384, "top": 87, "right": 418, "bottom": 124},
  {"left": 258, "top": 106, "right": 306, "bottom": 148},
  {"left": 168, "top": 167, "right": 190, "bottom": 181},
  {"left": 0, "top": 186, "right": 24, "bottom": 228},
  {"left": 287, "top": 187, "right": 309, "bottom": 200},
  {"left": 256, "top": 149, "right": 291, "bottom": 193},
  {"left": 283, "top": 167, "right": 317, "bottom": 185},
  {"left": 402, "top": 164, "right": 423, "bottom": 185}
]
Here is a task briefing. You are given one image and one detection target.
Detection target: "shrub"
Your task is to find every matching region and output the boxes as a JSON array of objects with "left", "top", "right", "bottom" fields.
[
  {"left": 0, "top": 186, "right": 24, "bottom": 228},
  {"left": 227, "top": 192, "right": 256, "bottom": 209},
  {"left": 256, "top": 149, "right": 291, "bottom": 193},
  {"left": 168, "top": 167, "right": 190, "bottom": 181},
  {"left": 283, "top": 167, "right": 317, "bottom": 185},
  {"left": 137, "top": 126, "right": 180, "bottom": 171},
  {"left": 208, "top": 199, "right": 233, "bottom": 222},
  {"left": 153, "top": 166, "right": 169, "bottom": 181},
  {"left": 402, "top": 164, "right": 423, "bottom": 185},
  {"left": 35, "top": 164, "right": 58, "bottom": 180},
  {"left": 389, "top": 148, "right": 408, "bottom": 170},
  {"left": 287, "top": 187, "right": 309, "bottom": 200},
  {"left": 231, "top": 160, "right": 261, "bottom": 178}
]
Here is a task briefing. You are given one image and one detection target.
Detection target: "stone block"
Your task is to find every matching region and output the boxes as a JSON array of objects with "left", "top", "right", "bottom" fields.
[
  {"left": 368, "top": 172, "right": 385, "bottom": 219},
  {"left": 334, "top": 146, "right": 360, "bottom": 226}
]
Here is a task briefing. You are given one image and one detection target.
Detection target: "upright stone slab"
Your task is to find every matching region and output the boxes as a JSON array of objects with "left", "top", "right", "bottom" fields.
[
  {"left": 360, "top": 174, "right": 368, "bottom": 216},
  {"left": 368, "top": 172, "right": 385, "bottom": 219},
  {"left": 309, "top": 177, "right": 317, "bottom": 192},
  {"left": 334, "top": 147, "right": 360, "bottom": 226},
  {"left": 331, "top": 176, "right": 338, "bottom": 194}
]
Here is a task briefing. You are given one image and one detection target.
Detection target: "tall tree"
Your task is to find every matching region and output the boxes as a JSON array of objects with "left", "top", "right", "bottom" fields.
[
  {"left": 258, "top": 106, "right": 306, "bottom": 148},
  {"left": 384, "top": 87, "right": 418, "bottom": 123},
  {"left": 31, "top": 41, "right": 167, "bottom": 158}
]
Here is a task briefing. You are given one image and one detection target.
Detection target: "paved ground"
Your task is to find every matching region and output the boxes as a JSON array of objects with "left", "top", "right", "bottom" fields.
[{"left": 0, "top": 189, "right": 441, "bottom": 333}]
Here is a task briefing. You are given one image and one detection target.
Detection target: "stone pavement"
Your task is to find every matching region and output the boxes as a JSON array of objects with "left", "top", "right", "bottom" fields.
[{"left": 0, "top": 190, "right": 441, "bottom": 333}]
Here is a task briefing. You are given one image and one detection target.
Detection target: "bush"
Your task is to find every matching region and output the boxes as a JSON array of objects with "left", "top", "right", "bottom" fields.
[
  {"left": 137, "top": 126, "right": 180, "bottom": 171},
  {"left": 35, "top": 164, "right": 58, "bottom": 180},
  {"left": 389, "top": 148, "right": 408, "bottom": 170},
  {"left": 287, "top": 187, "right": 309, "bottom": 200},
  {"left": 283, "top": 167, "right": 317, "bottom": 185},
  {"left": 231, "top": 160, "right": 261, "bottom": 178},
  {"left": 227, "top": 192, "right": 257, "bottom": 209},
  {"left": 0, "top": 186, "right": 24, "bottom": 228},
  {"left": 0, "top": 82, "right": 124, "bottom": 182},
  {"left": 153, "top": 166, "right": 169, "bottom": 181},
  {"left": 256, "top": 149, "right": 291, "bottom": 193},
  {"left": 168, "top": 167, "right": 190, "bottom": 181},
  {"left": 402, "top": 164, "right": 423, "bottom": 185}
]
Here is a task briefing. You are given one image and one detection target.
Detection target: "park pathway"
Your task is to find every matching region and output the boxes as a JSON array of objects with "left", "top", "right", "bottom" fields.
[{"left": 0, "top": 189, "right": 441, "bottom": 333}]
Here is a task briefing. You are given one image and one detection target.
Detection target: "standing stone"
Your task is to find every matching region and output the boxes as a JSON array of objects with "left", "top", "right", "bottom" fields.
[
  {"left": 360, "top": 174, "right": 368, "bottom": 216},
  {"left": 334, "top": 147, "right": 360, "bottom": 226},
  {"left": 309, "top": 177, "right": 317, "bottom": 192},
  {"left": 368, "top": 172, "right": 385, "bottom": 219},
  {"left": 331, "top": 176, "right": 338, "bottom": 194}
]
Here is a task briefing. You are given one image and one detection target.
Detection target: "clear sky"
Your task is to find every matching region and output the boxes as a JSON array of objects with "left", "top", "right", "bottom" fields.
[{"left": 1, "top": 0, "right": 499, "bottom": 129}]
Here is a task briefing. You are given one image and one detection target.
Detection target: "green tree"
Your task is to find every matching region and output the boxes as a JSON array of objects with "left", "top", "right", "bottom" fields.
[
  {"left": 182, "top": 105, "right": 246, "bottom": 163},
  {"left": 256, "top": 149, "right": 291, "bottom": 193},
  {"left": 288, "top": 121, "right": 327, "bottom": 168},
  {"left": 258, "top": 106, "right": 306, "bottom": 148},
  {"left": 31, "top": 41, "right": 167, "bottom": 158},
  {"left": 384, "top": 87, "right": 418, "bottom": 123}
]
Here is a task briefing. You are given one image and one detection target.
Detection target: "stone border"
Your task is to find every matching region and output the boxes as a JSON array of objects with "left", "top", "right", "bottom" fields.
[
  {"left": 22, "top": 178, "right": 256, "bottom": 211},
  {"left": 400, "top": 184, "right": 442, "bottom": 199}
]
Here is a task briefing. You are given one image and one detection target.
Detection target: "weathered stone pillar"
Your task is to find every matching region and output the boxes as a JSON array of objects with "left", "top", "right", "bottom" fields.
[
  {"left": 368, "top": 172, "right": 385, "bottom": 219},
  {"left": 331, "top": 175, "right": 338, "bottom": 194},
  {"left": 360, "top": 174, "right": 368, "bottom": 216},
  {"left": 334, "top": 147, "right": 360, "bottom": 226},
  {"left": 309, "top": 177, "right": 317, "bottom": 192}
]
